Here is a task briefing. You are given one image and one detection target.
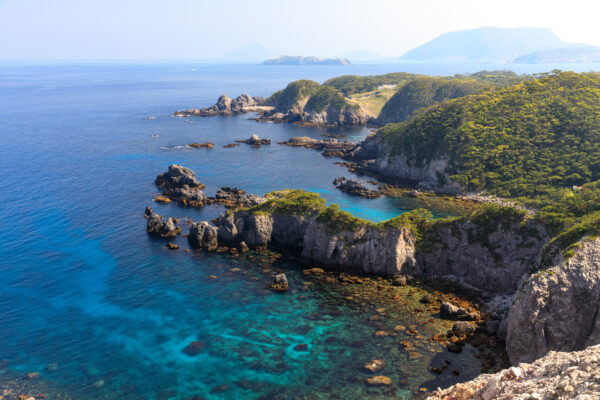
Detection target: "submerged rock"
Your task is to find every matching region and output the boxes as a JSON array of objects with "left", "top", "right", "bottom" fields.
[
  {"left": 366, "top": 375, "right": 392, "bottom": 386},
  {"left": 183, "top": 341, "right": 205, "bottom": 356},
  {"left": 364, "top": 359, "right": 386, "bottom": 373},
  {"left": 147, "top": 213, "right": 182, "bottom": 238}
]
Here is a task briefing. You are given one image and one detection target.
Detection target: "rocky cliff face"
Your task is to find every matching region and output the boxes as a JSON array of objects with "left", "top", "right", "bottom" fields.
[
  {"left": 416, "top": 218, "right": 548, "bottom": 294},
  {"left": 194, "top": 209, "right": 417, "bottom": 275},
  {"left": 507, "top": 236, "right": 600, "bottom": 364},
  {"left": 259, "top": 103, "right": 371, "bottom": 127},
  {"left": 348, "top": 134, "right": 462, "bottom": 193}
]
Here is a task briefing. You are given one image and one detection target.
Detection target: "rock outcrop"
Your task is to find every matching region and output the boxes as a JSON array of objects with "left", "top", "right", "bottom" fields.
[
  {"left": 155, "top": 164, "right": 207, "bottom": 206},
  {"left": 146, "top": 212, "right": 182, "bottom": 238},
  {"left": 279, "top": 136, "right": 355, "bottom": 153},
  {"left": 235, "top": 135, "right": 271, "bottom": 147},
  {"left": 348, "top": 134, "right": 462, "bottom": 194},
  {"left": 258, "top": 105, "right": 371, "bottom": 127},
  {"left": 154, "top": 165, "right": 265, "bottom": 208},
  {"left": 333, "top": 177, "right": 382, "bottom": 198},
  {"left": 507, "top": 236, "right": 600, "bottom": 364},
  {"left": 188, "top": 222, "right": 218, "bottom": 251},
  {"left": 428, "top": 344, "right": 600, "bottom": 400},
  {"left": 174, "top": 94, "right": 266, "bottom": 117}
]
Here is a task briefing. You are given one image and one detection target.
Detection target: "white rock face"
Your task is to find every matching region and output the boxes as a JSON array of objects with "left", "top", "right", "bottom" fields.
[
  {"left": 507, "top": 236, "right": 600, "bottom": 364},
  {"left": 427, "top": 344, "right": 600, "bottom": 400}
]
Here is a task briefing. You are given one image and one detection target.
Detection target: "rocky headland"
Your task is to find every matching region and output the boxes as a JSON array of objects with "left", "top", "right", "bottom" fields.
[{"left": 173, "top": 94, "right": 268, "bottom": 118}]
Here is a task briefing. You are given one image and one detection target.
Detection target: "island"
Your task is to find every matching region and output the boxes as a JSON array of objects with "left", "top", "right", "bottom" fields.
[{"left": 263, "top": 55, "right": 351, "bottom": 65}]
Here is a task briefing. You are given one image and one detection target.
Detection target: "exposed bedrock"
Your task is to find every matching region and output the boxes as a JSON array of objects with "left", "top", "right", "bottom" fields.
[
  {"left": 146, "top": 212, "right": 182, "bottom": 238},
  {"left": 173, "top": 94, "right": 266, "bottom": 117},
  {"left": 507, "top": 236, "right": 600, "bottom": 364},
  {"left": 348, "top": 134, "right": 462, "bottom": 194}
]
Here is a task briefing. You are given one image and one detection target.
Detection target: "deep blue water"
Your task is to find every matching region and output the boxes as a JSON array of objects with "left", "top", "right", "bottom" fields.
[{"left": 1, "top": 62, "right": 598, "bottom": 399}]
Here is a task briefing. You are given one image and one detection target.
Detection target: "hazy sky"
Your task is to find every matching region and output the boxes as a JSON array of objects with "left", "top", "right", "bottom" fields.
[{"left": 1, "top": 0, "right": 600, "bottom": 60}]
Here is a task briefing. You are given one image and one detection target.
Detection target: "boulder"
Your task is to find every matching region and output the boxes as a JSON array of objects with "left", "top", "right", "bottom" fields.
[
  {"left": 334, "top": 178, "right": 382, "bottom": 199},
  {"left": 155, "top": 164, "right": 204, "bottom": 189},
  {"left": 440, "top": 302, "right": 477, "bottom": 320},
  {"left": 270, "top": 273, "right": 288, "bottom": 292},
  {"left": 188, "top": 222, "right": 218, "bottom": 251},
  {"left": 236, "top": 135, "right": 271, "bottom": 147},
  {"left": 452, "top": 321, "right": 476, "bottom": 337},
  {"left": 147, "top": 213, "right": 182, "bottom": 238}
]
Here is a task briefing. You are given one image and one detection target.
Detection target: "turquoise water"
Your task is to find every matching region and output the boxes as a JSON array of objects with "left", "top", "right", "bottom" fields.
[{"left": 0, "top": 61, "right": 577, "bottom": 399}]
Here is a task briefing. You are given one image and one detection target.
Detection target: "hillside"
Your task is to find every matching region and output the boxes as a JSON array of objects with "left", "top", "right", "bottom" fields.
[
  {"left": 323, "top": 72, "right": 416, "bottom": 96},
  {"left": 515, "top": 45, "right": 600, "bottom": 63},
  {"left": 400, "top": 27, "right": 566, "bottom": 62},
  {"left": 261, "top": 80, "right": 369, "bottom": 126},
  {"left": 263, "top": 56, "right": 351, "bottom": 65},
  {"left": 353, "top": 71, "right": 600, "bottom": 199}
]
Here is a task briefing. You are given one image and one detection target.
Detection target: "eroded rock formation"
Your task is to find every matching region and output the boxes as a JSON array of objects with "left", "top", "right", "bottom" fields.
[{"left": 174, "top": 94, "right": 266, "bottom": 117}]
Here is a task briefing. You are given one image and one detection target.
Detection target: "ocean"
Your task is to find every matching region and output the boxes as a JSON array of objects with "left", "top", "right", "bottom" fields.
[{"left": 1, "top": 61, "right": 598, "bottom": 399}]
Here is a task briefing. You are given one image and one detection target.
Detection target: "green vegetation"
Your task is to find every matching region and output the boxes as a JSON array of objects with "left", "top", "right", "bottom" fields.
[
  {"left": 379, "top": 71, "right": 600, "bottom": 198},
  {"left": 374, "top": 71, "right": 600, "bottom": 260},
  {"left": 323, "top": 72, "right": 416, "bottom": 96},
  {"left": 264, "top": 80, "right": 320, "bottom": 110},
  {"left": 244, "top": 190, "right": 326, "bottom": 216},
  {"left": 377, "top": 76, "right": 489, "bottom": 124},
  {"left": 305, "top": 86, "right": 358, "bottom": 113}
]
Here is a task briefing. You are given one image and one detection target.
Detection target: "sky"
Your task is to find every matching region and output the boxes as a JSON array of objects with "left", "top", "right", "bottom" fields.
[{"left": 1, "top": 0, "right": 600, "bottom": 61}]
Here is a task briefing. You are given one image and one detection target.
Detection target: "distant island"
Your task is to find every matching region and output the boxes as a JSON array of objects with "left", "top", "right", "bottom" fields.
[
  {"left": 400, "top": 26, "right": 588, "bottom": 62},
  {"left": 263, "top": 56, "right": 351, "bottom": 66},
  {"left": 515, "top": 45, "right": 600, "bottom": 63}
]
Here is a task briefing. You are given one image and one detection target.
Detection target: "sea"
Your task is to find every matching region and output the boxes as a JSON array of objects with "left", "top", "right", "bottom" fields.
[{"left": 1, "top": 61, "right": 599, "bottom": 399}]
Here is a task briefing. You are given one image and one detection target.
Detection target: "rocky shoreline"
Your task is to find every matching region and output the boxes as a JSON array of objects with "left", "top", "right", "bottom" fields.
[{"left": 145, "top": 164, "right": 600, "bottom": 397}]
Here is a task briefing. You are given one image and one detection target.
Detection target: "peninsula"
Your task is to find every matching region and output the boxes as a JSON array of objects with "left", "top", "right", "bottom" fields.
[{"left": 263, "top": 55, "right": 351, "bottom": 65}]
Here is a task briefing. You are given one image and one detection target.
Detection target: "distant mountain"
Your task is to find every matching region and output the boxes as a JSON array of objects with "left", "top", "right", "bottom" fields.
[
  {"left": 263, "top": 56, "right": 351, "bottom": 66},
  {"left": 401, "top": 27, "right": 567, "bottom": 62},
  {"left": 222, "top": 43, "right": 278, "bottom": 63},
  {"left": 514, "top": 45, "right": 600, "bottom": 63},
  {"left": 342, "top": 50, "right": 388, "bottom": 63}
]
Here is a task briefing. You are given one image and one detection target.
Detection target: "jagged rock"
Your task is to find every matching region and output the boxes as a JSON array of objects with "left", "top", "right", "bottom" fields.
[
  {"left": 147, "top": 213, "right": 182, "bottom": 238},
  {"left": 364, "top": 359, "right": 386, "bottom": 373},
  {"left": 507, "top": 236, "right": 600, "bottom": 364},
  {"left": 270, "top": 273, "right": 288, "bottom": 292},
  {"left": 239, "top": 241, "right": 249, "bottom": 253},
  {"left": 153, "top": 195, "right": 171, "bottom": 203},
  {"left": 188, "top": 222, "right": 218, "bottom": 251},
  {"left": 334, "top": 178, "right": 382, "bottom": 198},
  {"left": 155, "top": 165, "right": 207, "bottom": 206},
  {"left": 155, "top": 164, "right": 204, "bottom": 189},
  {"left": 428, "top": 345, "right": 600, "bottom": 400},
  {"left": 166, "top": 242, "right": 179, "bottom": 250},
  {"left": 214, "top": 187, "right": 266, "bottom": 208},
  {"left": 279, "top": 136, "right": 355, "bottom": 153},
  {"left": 145, "top": 205, "right": 153, "bottom": 216},
  {"left": 174, "top": 94, "right": 266, "bottom": 117},
  {"left": 236, "top": 134, "right": 271, "bottom": 147}
]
